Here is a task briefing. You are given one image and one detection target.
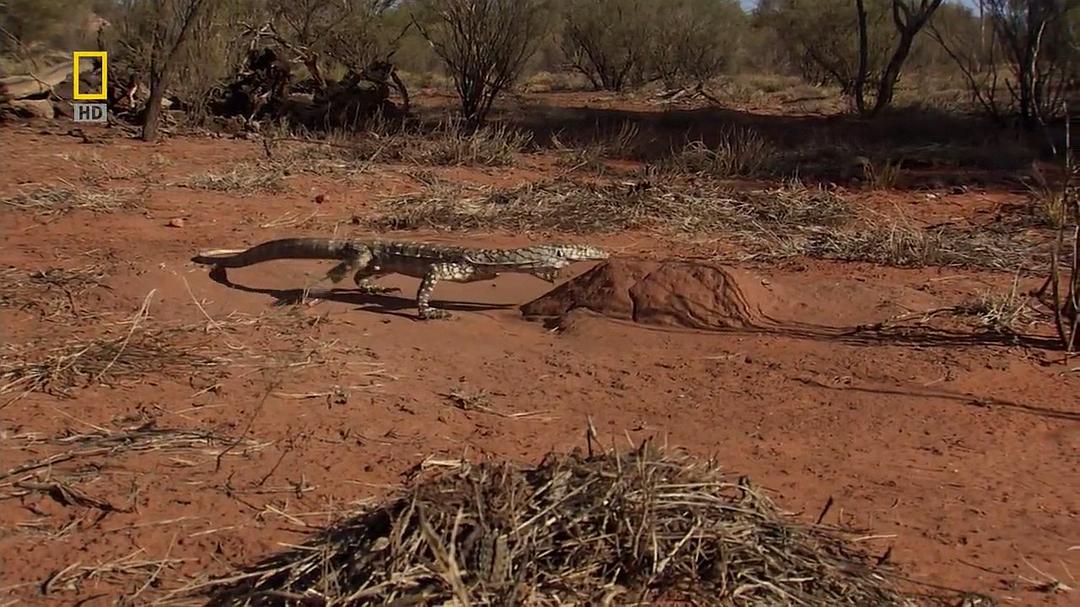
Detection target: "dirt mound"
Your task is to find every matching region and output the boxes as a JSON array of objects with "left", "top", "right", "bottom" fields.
[{"left": 521, "top": 259, "right": 779, "bottom": 330}]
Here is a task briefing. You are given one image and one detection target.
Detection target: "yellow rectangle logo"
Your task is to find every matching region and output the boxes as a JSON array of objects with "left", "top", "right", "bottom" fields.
[{"left": 72, "top": 51, "right": 108, "bottom": 101}]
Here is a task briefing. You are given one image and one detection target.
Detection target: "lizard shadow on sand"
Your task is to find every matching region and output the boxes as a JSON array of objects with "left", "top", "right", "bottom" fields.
[{"left": 205, "top": 267, "right": 514, "bottom": 321}]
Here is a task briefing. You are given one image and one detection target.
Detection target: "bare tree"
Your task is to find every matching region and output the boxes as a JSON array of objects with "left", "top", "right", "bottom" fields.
[
  {"left": 764, "top": 0, "right": 944, "bottom": 115},
  {"left": 647, "top": 0, "right": 744, "bottom": 90},
  {"left": 141, "top": 0, "right": 209, "bottom": 142},
  {"left": 259, "top": 0, "right": 396, "bottom": 89},
  {"left": 864, "top": 0, "right": 945, "bottom": 115},
  {"left": 559, "top": 0, "right": 647, "bottom": 92},
  {"left": 558, "top": 0, "right": 741, "bottom": 93},
  {"left": 759, "top": 0, "right": 894, "bottom": 96},
  {"left": 985, "top": 0, "right": 1074, "bottom": 129},
  {"left": 930, "top": 0, "right": 1076, "bottom": 128},
  {"left": 412, "top": 0, "right": 544, "bottom": 129},
  {"left": 927, "top": 2, "right": 1011, "bottom": 122}
]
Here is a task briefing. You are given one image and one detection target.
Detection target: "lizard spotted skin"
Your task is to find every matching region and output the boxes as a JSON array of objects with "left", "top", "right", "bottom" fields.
[{"left": 191, "top": 238, "right": 609, "bottom": 320}]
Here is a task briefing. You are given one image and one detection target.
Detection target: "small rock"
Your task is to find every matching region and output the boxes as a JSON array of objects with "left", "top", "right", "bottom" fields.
[
  {"left": 314, "top": 193, "right": 326, "bottom": 204},
  {"left": 166, "top": 218, "right": 185, "bottom": 228}
]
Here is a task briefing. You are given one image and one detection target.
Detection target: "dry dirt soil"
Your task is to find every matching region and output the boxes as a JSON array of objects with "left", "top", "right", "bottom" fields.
[{"left": 0, "top": 101, "right": 1077, "bottom": 606}]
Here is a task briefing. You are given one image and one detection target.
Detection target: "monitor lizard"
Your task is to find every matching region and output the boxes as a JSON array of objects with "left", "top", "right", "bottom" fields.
[{"left": 191, "top": 237, "right": 609, "bottom": 319}]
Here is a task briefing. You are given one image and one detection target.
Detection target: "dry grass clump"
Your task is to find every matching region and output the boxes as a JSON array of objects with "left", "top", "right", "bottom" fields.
[
  {"left": 0, "top": 294, "right": 227, "bottom": 401},
  {"left": 75, "top": 151, "right": 172, "bottom": 187},
  {"left": 0, "top": 328, "right": 225, "bottom": 400},
  {"left": 183, "top": 163, "right": 287, "bottom": 194},
  {"left": 734, "top": 185, "right": 852, "bottom": 227},
  {"left": 862, "top": 158, "right": 904, "bottom": 190},
  {"left": 268, "top": 118, "right": 532, "bottom": 170},
  {"left": 262, "top": 138, "right": 377, "bottom": 177},
  {"left": 793, "top": 219, "right": 1036, "bottom": 271},
  {"left": 0, "top": 264, "right": 109, "bottom": 316},
  {"left": 365, "top": 118, "right": 532, "bottom": 167},
  {"left": 2, "top": 426, "right": 266, "bottom": 490},
  {"left": 1, "top": 184, "right": 140, "bottom": 215},
  {"left": 660, "top": 127, "right": 777, "bottom": 178},
  {"left": 373, "top": 179, "right": 1039, "bottom": 272},
  {"left": 951, "top": 285, "right": 1037, "bottom": 335},
  {"left": 198, "top": 444, "right": 921, "bottom": 606},
  {"left": 2, "top": 425, "right": 268, "bottom": 541},
  {"left": 398, "top": 120, "right": 531, "bottom": 167},
  {"left": 551, "top": 120, "right": 641, "bottom": 173},
  {"left": 1024, "top": 167, "right": 1070, "bottom": 229},
  {"left": 371, "top": 179, "right": 850, "bottom": 235}
]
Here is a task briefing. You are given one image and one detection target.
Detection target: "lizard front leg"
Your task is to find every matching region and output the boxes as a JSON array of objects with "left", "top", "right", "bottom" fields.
[{"left": 416, "top": 262, "right": 492, "bottom": 320}]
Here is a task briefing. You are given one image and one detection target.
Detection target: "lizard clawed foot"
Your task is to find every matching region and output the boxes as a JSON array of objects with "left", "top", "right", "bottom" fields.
[{"left": 418, "top": 307, "right": 453, "bottom": 320}]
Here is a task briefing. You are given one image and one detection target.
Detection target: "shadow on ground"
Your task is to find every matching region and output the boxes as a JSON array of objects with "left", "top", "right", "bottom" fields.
[
  {"left": 204, "top": 264, "right": 514, "bottom": 321},
  {"left": 479, "top": 100, "right": 1052, "bottom": 183}
]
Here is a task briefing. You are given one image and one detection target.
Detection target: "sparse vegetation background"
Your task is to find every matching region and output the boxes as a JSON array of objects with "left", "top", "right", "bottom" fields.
[{"left": 4, "top": 0, "right": 1076, "bottom": 121}]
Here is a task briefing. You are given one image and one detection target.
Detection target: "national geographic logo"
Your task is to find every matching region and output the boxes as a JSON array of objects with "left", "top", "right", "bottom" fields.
[
  {"left": 72, "top": 51, "right": 108, "bottom": 123},
  {"left": 72, "top": 51, "right": 108, "bottom": 100}
]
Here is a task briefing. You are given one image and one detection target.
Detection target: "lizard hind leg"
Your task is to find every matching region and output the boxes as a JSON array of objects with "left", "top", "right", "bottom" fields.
[
  {"left": 352, "top": 267, "right": 400, "bottom": 295},
  {"left": 313, "top": 246, "right": 375, "bottom": 293},
  {"left": 303, "top": 248, "right": 374, "bottom": 298},
  {"left": 295, "top": 261, "right": 355, "bottom": 305},
  {"left": 324, "top": 261, "right": 354, "bottom": 285}
]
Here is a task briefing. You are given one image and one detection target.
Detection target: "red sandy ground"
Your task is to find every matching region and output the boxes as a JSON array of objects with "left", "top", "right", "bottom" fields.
[{"left": 0, "top": 108, "right": 1077, "bottom": 606}]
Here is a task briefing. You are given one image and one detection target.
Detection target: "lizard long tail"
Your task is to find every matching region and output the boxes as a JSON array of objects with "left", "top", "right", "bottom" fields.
[{"left": 190, "top": 238, "right": 354, "bottom": 268}]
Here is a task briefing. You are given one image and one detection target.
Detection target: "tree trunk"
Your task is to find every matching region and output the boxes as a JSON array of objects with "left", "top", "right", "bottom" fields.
[
  {"left": 1018, "top": 16, "right": 1049, "bottom": 130},
  {"left": 142, "top": 0, "right": 208, "bottom": 142},
  {"left": 869, "top": 0, "right": 944, "bottom": 116},
  {"left": 854, "top": 0, "right": 870, "bottom": 115},
  {"left": 142, "top": 28, "right": 170, "bottom": 142},
  {"left": 870, "top": 32, "right": 916, "bottom": 115},
  {"left": 461, "top": 91, "right": 481, "bottom": 131}
]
